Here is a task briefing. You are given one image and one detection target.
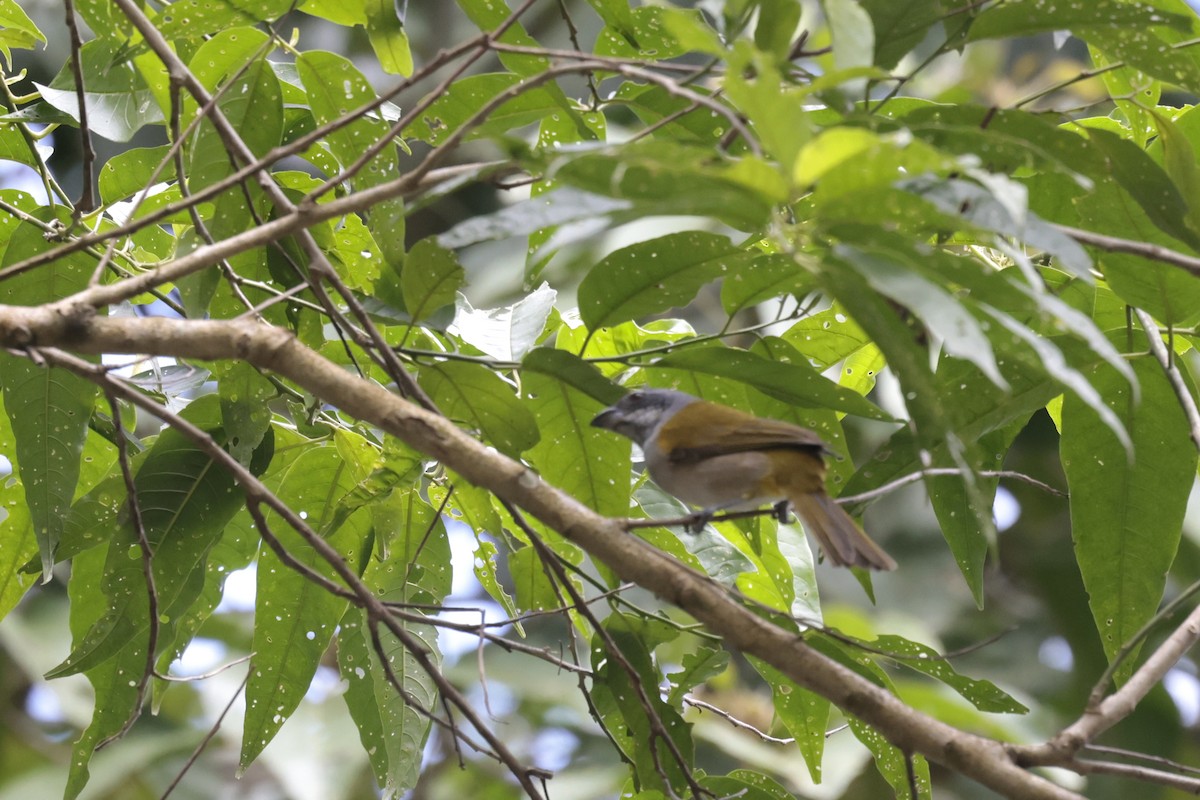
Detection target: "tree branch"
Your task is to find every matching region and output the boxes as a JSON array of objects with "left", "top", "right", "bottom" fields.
[{"left": 0, "top": 306, "right": 1083, "bottom": 800}]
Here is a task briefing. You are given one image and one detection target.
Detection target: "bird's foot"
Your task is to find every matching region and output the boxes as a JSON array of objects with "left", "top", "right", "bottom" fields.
[
  {"left": 773, "top": 500, "right": 792, "bottom": 524},
  {"left": 683, "top": 509, "right": 715, "bottom": 534}
]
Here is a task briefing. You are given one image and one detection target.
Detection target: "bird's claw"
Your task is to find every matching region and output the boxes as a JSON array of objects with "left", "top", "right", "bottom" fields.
[{"left": 773, "top": 500, "right": 792, "bottom": 524}]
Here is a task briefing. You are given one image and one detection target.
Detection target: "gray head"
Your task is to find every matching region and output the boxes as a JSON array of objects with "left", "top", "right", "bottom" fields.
[{"left": 590, "top": 389, "right": 697, "bottom": 447}]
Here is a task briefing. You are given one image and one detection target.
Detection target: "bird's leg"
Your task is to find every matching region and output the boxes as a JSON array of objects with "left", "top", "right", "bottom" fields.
[{"left": 773, "top": 500, "right": 792, "bottom": 524}]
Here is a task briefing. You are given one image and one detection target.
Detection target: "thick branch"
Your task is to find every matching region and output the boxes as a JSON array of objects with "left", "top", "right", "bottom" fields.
[
  {"left": 0, "top": 305, "right": 1081, "bottom": 800},
  {"left": 1013, "top": 602, "right": 1200, "bottom": 767}
]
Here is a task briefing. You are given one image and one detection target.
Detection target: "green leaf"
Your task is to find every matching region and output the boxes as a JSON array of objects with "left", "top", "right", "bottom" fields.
[
  {"left": 328, "top": 208, "right": 383, "bottom": 292},
  {"left": 188, "top": 57, "right": 283, "bottom": 192},
  {"left": 897, "top": 103, "right": 1097, "bottom": 179},
  {"left": 614, "top": 82, "right": 734, "bottom": 147},
  {"left": 1061, "top": 355, "right": 1197, "bottom": 679},
  {"left": 299, "top": 0, "right": 365, "bottom": 25},
  {"left": 467, "top": 534, "right": 521, "bottom": 620},
  {"left": 840, "top": 343, "right": 885, "bottom": 398},
  {"left": 432, "top": 472, "right": 502, "bottom": 538},
  {"left": 550, "top": 142, "right": 778, "bottom": 229},
  {"left": 522, "top": 348, "right": 626, "bottom": 406},
  {"left": 214, "top": 361, "right": 274, "bottom": 466},
  {"left": 579, "top": 232, "right": 752, "bottom": 330},
  {"left": 781, "top": 305, "right": 872, "bottom": 368},
  {"left": 871, "top": 634, "right": 1028, "bottom": 713},
  {"left": 157, "top": 0, "right": 295, "bottom": 40},
  {"left": 0, "top": 211, "right": 99, "bottom": 577},
  {"left": 73, "top": 0, "right": 130, "bottom": 39},
  {"left": 97, "top": 145, "right": 174, "bottom": 205},
  {"left": 720, "top": 253, "right": 813, "bottom": 316},
  {"left": 665, "top": 643, "right": 729, "bottom": 705},
  {"left": 850, "top": 715, "right": 932, "bottom": 799},
  {"left": 339, "top": 490, "right": 447, "bottom": 793},
  {"left": 823, "top": 0, "right": 875, "bottom": 71},
  {"left": 58, "top": 402, "right": 272, "bottom": 798},
  {"left": 985, "top": 308, "right": 1131, "bottom": 452},
  {"left": 400, "top": 238, "right": 464, "bottom": 323},
  {"left": 510, "top": 544, "right": 565, "bottom": 612},
  {"left": 837, "top": 244, "right": 1007, "bottom": 389},
  {"left": 754, "top": 0, "right": 802, "bottom": 57},
  {"left": 925, "top": 417, "right": 1025, "bottom": 608},
  {"left": 453, "top": 0, "right": 552, "bottom": 77},
  {"left": 595, "top": 6, "right": 688, "bottom": 61},
  {"left": 63, "top": 546, "right": 142, "bottom": 799},
  {"left": 523, "top": 370, "right": 630, "bottom": 517},
  {"left": 409, "top": 73, "right": 562, "bottom": 145},
  {"left": 652, "top": 344, "right": 893, "bottom": 421},
  {"left": 1073, "top": 159, "right": 1200, "bottom": 326},
  {"left": 46, "top": 396, "right": 267, "bottom": 678},
  {"left": 905, "top": 177, "right": 1094, "bottom": 280},
  {"left": 1084, "top": 127, "right": 1200, "bottom": 253},
  {"left": 330, "top": 446, "right": 423, "bottom": 563},
  {"left": 968, "top": 0, "right": 1191, "bottom": 40},
  {"left": 721, "top": 46, "right": 813, "bottom": 172},
  {"left": 748, "top": 659, "right": 830, "bottom": 783},
  {"left": 825, "top": 247, "right": 996, "bottom": 591},
  {"left": 0, "top": 354, "right": 97, "bottom": 579},
  {"left": 241, "top": 444, "right": 364, "bottom": 768},
  {"left": 583, "top": 0, "right": 639, "bottom": 37},
  {"left": 0, "top": 389, "right": 36, "bottom": 622},
  {"left": 36, "top": 40, "right": 164, "bottom": 142},
  {"left": 297, "top": 50, "right": 404, "bottom": 269},
  {"left": 364, "top": 0, "right": 412, "bottom": 75},
  {"left": 1084, "top": 13, "right": 1200, "bottom": 96},
  {"left": 419, "top": 361, "right": 540, "bottom": 457},
  {"left": 701, "top": 770, "right": 796, "bottom": 800},
  {"left": 839, "top": 353, "right": 1061, "bottom": 573},
  {"left": 188, "top": 26, "right": 272, "bottom": 90},
  {"left": 0, "top": 0, "right": 46, "bottom": 65},
  {"left": 859, "top": 0, "right": 943, "bottom": 69},
  {"left": 0, "top": 123, "right": 39, "bottom": 169}
]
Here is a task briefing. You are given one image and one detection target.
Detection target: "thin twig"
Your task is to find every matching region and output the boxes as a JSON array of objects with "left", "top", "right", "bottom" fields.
[
  {"left": 1060, "top": 224, "right": 1200, "bottom": 280},
  {"left": 1067, "top": 757, "right": 1200, "bottom": 793},
  {"left": 159, "top": 673, "right": 248, "bottom": 800},
  {"left": 623, "top": 468, "right": 1063, "bottom": 531},
  {"left": 156, "top": 653, "right": 254, "bottom": 682},
  {"left": 838, "top": 468, "right": 1066, "bottom": 505},
  {"left": 683, "top": 693, "right": 795, "bottom": 744},
  {"left": 1082, "top": 743, "right": 1200, "bottom": 778},
  {"left": 62, "top": 0, "right": 95, "bottom": 213},
  {"left": 1134, "top": 308, "right": 1200, "bottom": 450}
]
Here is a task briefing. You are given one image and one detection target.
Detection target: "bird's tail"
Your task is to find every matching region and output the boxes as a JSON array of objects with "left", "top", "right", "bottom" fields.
[{"left": 791, "top": 493, "right": 897, "bottom": 571}]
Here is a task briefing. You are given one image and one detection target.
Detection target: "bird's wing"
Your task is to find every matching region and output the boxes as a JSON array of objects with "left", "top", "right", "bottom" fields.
[{"left": 658, "top": 402, "right": 830, "bottom": 463}]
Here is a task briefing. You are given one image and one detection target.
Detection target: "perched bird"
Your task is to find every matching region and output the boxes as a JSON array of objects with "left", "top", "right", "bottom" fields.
[{"left": 591, "top": 389, "right": 896, "bottom": 571}]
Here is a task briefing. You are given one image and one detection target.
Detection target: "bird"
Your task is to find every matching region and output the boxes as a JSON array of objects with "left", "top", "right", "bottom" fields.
[{"left": 591, "top": 388, "right": 896, "bottom": 571}]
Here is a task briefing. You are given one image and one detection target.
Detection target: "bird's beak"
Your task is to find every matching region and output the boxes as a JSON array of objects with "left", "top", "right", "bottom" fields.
[{"left": 591, "top": 407, "right": 620, "bottom": 430}]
